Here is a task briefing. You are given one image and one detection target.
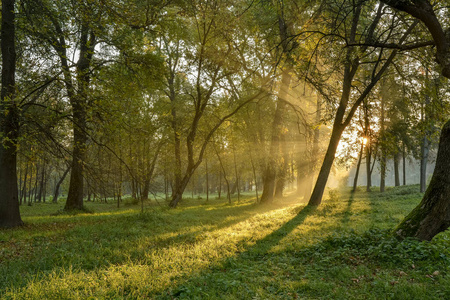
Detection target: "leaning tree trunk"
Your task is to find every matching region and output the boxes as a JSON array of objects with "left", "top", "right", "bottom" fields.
[
  {"left": 0, "top": 0, "right": 23, "bottom": 228},
  {"left": 308, "top": 123, "right": 345, "bottom": 206},
  {"left": 394, "top": 120, "right": 450, "bottom": 241}
]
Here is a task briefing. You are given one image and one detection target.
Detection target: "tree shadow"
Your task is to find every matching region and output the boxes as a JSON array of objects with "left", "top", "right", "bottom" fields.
[
  {"left": 341, "top": 192, "right": 355, "bottom": 224},
  {"left": 0, "top": 200, "right": 298, "bottom": 292},
  {"left": 160, "top": 205, "right": 316, "bottom": 297}
]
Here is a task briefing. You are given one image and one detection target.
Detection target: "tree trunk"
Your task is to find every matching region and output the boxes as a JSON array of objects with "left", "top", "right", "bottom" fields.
[
  {"left": 64, "top": 25, "right": 95, "bottom": 211},
  {"left": 304, "top": 97, "right": 321, "bottom": 201},
  {"left": 218, "top": 169, "right": 222, "bottom": 199},
  {"left": 394, "top": 152, "right": 400, "bottom": 186},
  {"left": 352, "top": 143, "right": 364, "bottom": 192},
  {"left": 402, "top": 143, "right": 406, "bottom": 186},
  {"left": 420, "top": 134, "right": 429, "bottom": 193},
  {"left": 213, "top": 145, "right": 231, "bottom": 204},
  {"left": 0, "top": 0, "right": 23, "bottom": 228},
  {"left": 395, "top": 120, "right": 450, "bottom": 241},
  {"left": 379, "top": 83, "right": 387, "bottom": 193},
  {"left": 249, "top": 148, "right": 259, "bottom": 203},
  {"left": 233, "top": 148, "right": 240, "bottom": 202},
  {"left": 274, "top": 131, "right": 288, "bottom": 198},
  {"left": 261, "top": 68, "right": 291, "bottom": 203},
  {"left": 364, "top": 104, "right": 371, "bottom": 192},
  {"left": 20, "top": 162, "right": 29, "bottom": 205},
  {"left": 65, "top": 108, "right": 87, "bottom": 210},
  {"left": 308, "top": 123, "right": 345, "bottom": 206},
  {"left": 37, "top": 161, "right": 46, "bottom": 202},
  {"left": 53, "top": 166, "right": 70, "bottom": 204},
  {"left": 380, "top": 154, "right": 387, "bottom": 193},
  {"left": 205, "top": 158, "right": 209, "bottom": 202},
  {"left": 169, "top": 171, "right": 193, "bottom": 208}
]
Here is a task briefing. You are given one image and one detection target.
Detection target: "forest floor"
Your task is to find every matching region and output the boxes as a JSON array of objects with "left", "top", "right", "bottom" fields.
[{"left": 1, "top": 185, "right": 450, "bottom": 299}]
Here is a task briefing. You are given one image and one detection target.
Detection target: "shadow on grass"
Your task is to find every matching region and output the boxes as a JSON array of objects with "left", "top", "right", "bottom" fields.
[
  {"left": 0, "top": 199, "right": 296, "bottom": 292},
  {"left": 341, "top": 192, "right": 355, "bottom": 224},
  {"left": 161, "top": 205, "right": 316, "bottom": 297}
]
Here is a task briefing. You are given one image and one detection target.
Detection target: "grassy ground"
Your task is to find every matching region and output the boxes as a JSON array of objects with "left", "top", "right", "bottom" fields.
[{"left": 1, "top": 185, "right": 450, "bottom": 299}]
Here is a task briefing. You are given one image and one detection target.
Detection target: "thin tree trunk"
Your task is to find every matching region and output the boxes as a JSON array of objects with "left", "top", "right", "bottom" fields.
[
  {"left": 233, "top": 148, "right": 240, "bottom": 202},
  {"left": 218, "top": 169, "right": 222, "bottom": 199},
  {"left": 420, "top": 133, "right": 429, "bottom": 193},
  {"left": 20, "top": 161, "right": 29, "bottom": 205},
  {"left": 53, "top": 166, "right": 70, "bottom": 204},
  {"left": 403, "top": 143, "right": 406, "bottom": 186},
  {"left": 379, "top": 83, "right": 387, "bottom": 193},
  {"left": 394, "top": 152, "right": 400, "bottom": 186},
  {"left": 33, "top": 162, "right": 40, "bottom": 203},
  {"left": 352, "top": 143, "right": 364, "bottom": 192},
  {"left": 27, "top": 165, "right": 33, "bottom": 206},
  {"left": 380, "top": 154, "right": 387, "bottom": 193},
  {"left": 364, "top": 104, "right": 372, "bottom": 192},
  {"left": 249, "top": 148, "right": 259, "bottom": 203},
  {"left": 214, "top": 145, "right": 231, "bottom": 204},
  {"left": 205, "top": 157, "right": 209, "bottom": 202}
]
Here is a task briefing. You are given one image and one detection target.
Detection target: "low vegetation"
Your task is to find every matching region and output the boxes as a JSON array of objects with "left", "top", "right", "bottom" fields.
[{"left": 1, "top": 186, "right": 450, "bottom": 299}]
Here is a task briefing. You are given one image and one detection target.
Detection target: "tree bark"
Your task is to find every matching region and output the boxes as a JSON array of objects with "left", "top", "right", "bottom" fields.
[
  {"left": 352, "top": 143, "right": 364, "bottom": 192},
  {"left": 64, "top": 24, "right": 96, "bottom": 211},
  {"left": 420, "top": 130, "right": 429, "bottom": 193},
  {"left": 53, "top": 166, "right": 70, "bottom": 204},
  {"left": 394, "top": 152, "right": 401, "bottom": 186},
  {"left": 249, "top": 148, "right": 259, "bottom": 203},
  {"left": 379, "top": 86, "right": 387, "bottom": 193},
  {"left": 205, "top": 158, "right": 209, "bottom": 202},
  {"left": 402, "top": 143, "right": 406, "bottom": 186},
  {"left": 395, "top": 120, "right": 450, "bottom": 241},
  {"left": 308, "top": 123, "right": 345, "bottom": 205},
  {"left": 380, "top": 153, "right": 387, "bottom": 193},
  {"left": 308, "top": 4, "right": 362, "bottom": 206},
  {"left": 0, "top": 0, "right": 23, "bottom": 228}
]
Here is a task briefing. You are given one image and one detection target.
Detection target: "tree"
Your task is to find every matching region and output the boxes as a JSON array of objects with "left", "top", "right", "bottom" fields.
[
  {"left": 306, "top": 1, "right": 411, "bottom": 206},
  {"left": 165, "top": 0, "right": 270, "bottom": 208},
  {"left": 0, "top": 0, "right": 23, "bottom": 227},
  {"left": 380, "top": 0, "right": 450, "bottom": 240}
]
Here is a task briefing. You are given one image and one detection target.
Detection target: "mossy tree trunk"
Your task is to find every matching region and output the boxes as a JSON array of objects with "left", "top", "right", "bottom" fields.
[{"left": 395, "top": 120, "right": 450, "bottom": 241}]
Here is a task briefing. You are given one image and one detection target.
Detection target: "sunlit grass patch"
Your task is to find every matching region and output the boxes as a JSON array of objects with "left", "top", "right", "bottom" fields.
[{"left": 1, "top": 186, "right": 450, "bottom": 299}]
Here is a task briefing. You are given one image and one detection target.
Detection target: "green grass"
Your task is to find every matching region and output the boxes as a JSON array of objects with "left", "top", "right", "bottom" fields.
[{"left": 1, "top": 185, "right": 450, "bottom": 299}]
